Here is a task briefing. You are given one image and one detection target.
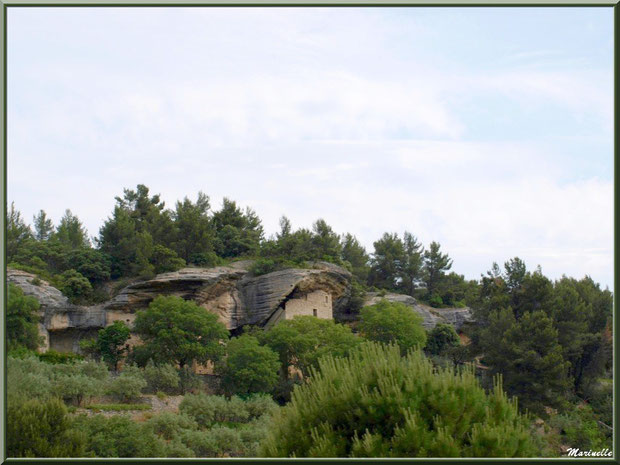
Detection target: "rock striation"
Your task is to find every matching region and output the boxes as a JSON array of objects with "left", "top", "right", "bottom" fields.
[
  {"left": 363, "top": 292, "right": 473, "bottom": 330},
  {"left": 7, "top": 262, "right": 352, "bottom": 351}
]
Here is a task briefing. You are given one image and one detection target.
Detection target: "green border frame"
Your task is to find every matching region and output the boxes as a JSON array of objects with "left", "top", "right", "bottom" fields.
[{"left": 0, "top": 2, "right": 616, "bottom": 464}]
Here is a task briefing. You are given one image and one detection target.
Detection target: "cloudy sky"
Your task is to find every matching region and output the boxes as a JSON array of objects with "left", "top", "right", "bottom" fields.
[{"left": 7, "top": 7, "right": 613, "bottom": 289}]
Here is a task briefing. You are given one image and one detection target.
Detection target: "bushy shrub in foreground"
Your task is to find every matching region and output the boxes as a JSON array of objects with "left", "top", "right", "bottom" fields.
[{"left": 261, "top": 342, "right": 540, "bottom": 458}]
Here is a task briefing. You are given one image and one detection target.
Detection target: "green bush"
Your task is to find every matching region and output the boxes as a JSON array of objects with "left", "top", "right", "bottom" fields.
[
  {"left": 549, "top": 404, "right": 610, "bottom": 451},
  {"left": 178, "top": 366, "right": 203, "bottom": 393},
  {"left": 57, "top": 269, "right": 93, "bottom": 303},
  {"left": 218, "top": 334, "right": 279, "bottom": 396},
  {"left": 144, "top": 360, "right": 180, "bottom": 394},
  {"left": 425, "top": 323, "right": 460, "bottom": 356},
  {"left": 146, "top": 412, "right": 199, "bottom": 440},
  {"left": 71, "top": 414, "right": 167, "bottom": 458},
  {"left": 359, "top": 300, "right": 427, "bottom": 353},
  {"left": 179, "top": 394, "right": 251, "bottom": 428},
  {"left": 38, "top": 350, "right": 84, "bottom": 364},
  {"left": 106, "top": 365, "right": 146, "bottom": 402},
  {"left": 52, "top": 374, "right": 103, "bottom": 406},
  {"left": 261, "top": 342, "right": 540, "bottom": 458},
  {"left": 8, "top": 396, "right": 88, "bottom": 457},
  {"left": 7, "top": 283, "right": 42, "bottom": 351},
  {"left": 7, "top": 356, "right": 54, "bottom": 400},
  {"left": 429, "top": 294, "right": 444, "bottom": 308}
]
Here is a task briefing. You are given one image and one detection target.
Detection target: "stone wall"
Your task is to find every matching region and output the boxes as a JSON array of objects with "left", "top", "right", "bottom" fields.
[{"left": 284, "top": 290, "right": 332, "bottom": 320}]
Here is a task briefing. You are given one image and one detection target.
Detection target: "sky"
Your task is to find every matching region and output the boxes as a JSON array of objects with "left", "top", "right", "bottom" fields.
[{"left": 7, "top": 7, "right": 614, "bottom": 290}]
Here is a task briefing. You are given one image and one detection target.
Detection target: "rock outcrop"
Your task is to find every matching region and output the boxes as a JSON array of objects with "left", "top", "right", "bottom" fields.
[
  {"left": 7, "top": 262, "right": 353, "bottom": 351},
  {"left": 363, "top": 292, "right": 473, "bottom": 330}
]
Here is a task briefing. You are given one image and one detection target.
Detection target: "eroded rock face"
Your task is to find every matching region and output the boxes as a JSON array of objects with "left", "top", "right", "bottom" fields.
[
  {"left": 363, "top": 292, "right": 473, "bottom": 331},
  {"left": 7, "top": 262, "right": 353, "bottom": 351},
  {"left": 7, "top": 269, "right": 107, "bottom": 351}
]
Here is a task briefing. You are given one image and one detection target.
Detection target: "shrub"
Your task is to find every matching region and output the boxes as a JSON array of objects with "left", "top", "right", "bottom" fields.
[
  {"left": 243, "top": 394, "right": 279, "bottom": 420},
  {"left": 7, "top": 283, "right": 42, "bottom": 351},
  {"left": 426, "top": 323, "right": 460, "bottom": 356},
  {"left": 7, "top": 396, "right": 88, "bottom": 457},
  {"left": 549, "top": 404, "right": 610, "bottom": 451},
  {"left": 261, "top": 342, "right": 540, "bottom": 457},
  {"left": 57, "top": 269, "right": 93, "bottom": 302},
  {"left": 146, "top": 412, "right": 199, "bottom": 440},
  {"left": 217, "top": 334, "right": 280, "bottom": 396},
  {"left": 106, "top": 365, "right": 146, "bottom": 402},
  {"left": 179, "top": 394, "right": 250, "bottom": 428},
  {"left": 52, "top": 374, "right": 103, "bottom": 406},
  {"left": 71, "top": 414, "right": 167, "bottom": 458},
  {"left": 359, "top": 300, "right": 427, "bottom": 353},
  {"left": 179, "top": 429, "right": 220, "bottom": 457},
  {"left": 144, "top": 360, "right": 180, "bottom": 394},
  {"left": 37, "top": 350, "right": 84, "bottom": 364},
  {"left": 429, "top": 294, "right": 444, "bottom": 308},
  {"left": 179, "top": 366, "right": 203, "bottom": 393}
]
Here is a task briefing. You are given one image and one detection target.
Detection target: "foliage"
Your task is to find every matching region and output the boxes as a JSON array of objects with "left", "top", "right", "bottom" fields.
[
  {"left": 7, "top": 396, "right": 88, "bottom": 458},
  {"left": 179, "top": 394, "right": 250, "bottom": 427},
  {"left": 132, "top": 295, "right": 229, "bottom": 368},
  {"left": 218, "top": 334, "right": 280, "bottom": 396},
  {"left": 422, "top": 241, "right": 452, "bottom": 299},
  {"left": 549, "top": 404, "right": 611, "bottom": 450},
  {"left": 480, "top": 309, "right": 570, "bottom": 415},
  {"left": 213, "top": 198, "right": 264, "bottom": 258},
  {"left": 368, "top": 232, "right": 405, "bottom": 290},
  {"left": 7, "top": 283, "right": 41, "bottom": 351},
  {"left": 359, "top": 300, "right": 427, "bottom": 353},
  {"left": 86, "top": 403, "right": 151, "bottom": 412},
  {"left": 37, "top": 350, "right": 84, "bottom": 364},
  {"left": 7, "top": 202, "right": 33, "bottom": 262},
  {"left": 57, "top": 269, "right": 93, "bottom": 302},
  {"left": 146, "top": 412, "right": 199, "bottom": 440},
  {"left": 106, "top": 365, "right": 147, "bottom": 402},
  {"left": 259, "top": 315, "right": 361, "bottom": 378},
  {"left": 426, "top": 323, "right": 460, "bottom": 356},
  {"left": 33, "top": 209, "right": 54, "bottom": 241},
  {"left": 340, "top": 233, "right": 370, "bottom": 283},
  {"left": 261, "top": 342, "right": 540, "bottom": 458},
  {"left": 172, "top": 192, "right": 215, "bottom": 263},
  {"left": 143, "top": 360, "right": 180, "bottom": 394},
  {"left": 96, "top": 320, "right": 131, "bottom": 370},
  {"left": 53, "top": 374, "right": 103, "bottom": 406},
  {"left": 71, "top": 414, "right": 167, "bottom": 457}
]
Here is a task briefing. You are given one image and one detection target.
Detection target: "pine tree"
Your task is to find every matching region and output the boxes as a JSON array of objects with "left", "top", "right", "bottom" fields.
[
  {"left": 33, "top": 210, "right": 54, "bottom": 241},
  {"left": 261, "top": 342, "right": 540, "bottom": 457}
]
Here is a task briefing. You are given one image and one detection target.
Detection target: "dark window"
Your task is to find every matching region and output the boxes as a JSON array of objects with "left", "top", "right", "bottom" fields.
[{"left": 313, "top": 309, "right": 318, "bottom": 317}]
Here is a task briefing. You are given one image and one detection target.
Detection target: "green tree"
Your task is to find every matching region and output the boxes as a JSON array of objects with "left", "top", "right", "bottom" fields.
[
  {"left": 57, "top": 269, "right": 93, "bottom": 302},
  {"left": 172, "top": 192, "right": 216, "bottom": 263},
  {"left": 480, "top": 309, "right": 570, "bottom": 415},
  {"left": 259, "top": 316, "right": 361, "bottom": 379},
  {"left": 7, "top": 202, "right": 33, "bottom": 262},
  {"left": 133, "top": 296, "right": 229, "bottom": 368},
  {"left": 7, "top": 396, "right": 88, "bottom": 457},
  {"left": 66, "top": 248, "right": 111, "bottom": 284},
  {"left": 33, "top": 210, "right": 54, "bottom": 241},
  {"left": 96, "top": 321, "right": 131, "bottom": 371},
  {"left": 426, "top": 323, "right": 460, "bottom": 356},
  {"left": 399, "top": 232, "right": 424, "bottom": 296},
  {"left": 341, "top": 233, "right": 370, "bottom": 283},
  {"left": 53, "top": 209, "right": 90, "bottom": 248},
  {"left": 368, "top": 232, "right": 405, "bottom": 290},
  {"left": 310, "top": 219, "right": 342, "bottom": 262},
  {"left": 7, "top": 283, "right": 41, "bottom": 351},
  {"left": 150, "top": 244, "right": 186, "bottom": 274},
  {"left": 217, "top": 334, "right": 280, "bottom": 396},
  {"left": 213, "top": 198, "right": 264, "bottom": 258},
  {"left": 261, "top": 342, "right": 540, "bottom": 457},
  {"left": 423, "top": 241, "right": 452, "bottom": 300},
  {"left": 359, "top": 299, "right": 427, "bottom": 353}
]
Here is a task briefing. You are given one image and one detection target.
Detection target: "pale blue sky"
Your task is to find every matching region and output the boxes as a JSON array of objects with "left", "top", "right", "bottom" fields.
[{"left": 7, "top": 7, "right": 614, "bottom": 289}]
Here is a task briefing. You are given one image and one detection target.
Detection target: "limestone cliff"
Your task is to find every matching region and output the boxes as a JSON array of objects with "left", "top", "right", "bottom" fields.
[{"left": 7, "top": 262, "right": 352, "bottom": 351}]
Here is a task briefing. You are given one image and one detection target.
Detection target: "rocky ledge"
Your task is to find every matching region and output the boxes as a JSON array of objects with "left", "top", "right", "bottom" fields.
[
  {"left": 363, "top": 292, "right": 473, "bottom": 330},
  {"left": 7, "top": 262, "right": 352, "bottom": 351}
]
